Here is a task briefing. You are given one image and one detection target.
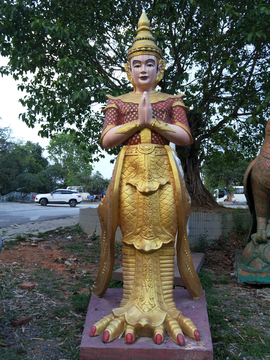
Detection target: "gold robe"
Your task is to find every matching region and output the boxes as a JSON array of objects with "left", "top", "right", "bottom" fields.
[{"left": 93, "top": 92, "right": 202, "bottom": 303}]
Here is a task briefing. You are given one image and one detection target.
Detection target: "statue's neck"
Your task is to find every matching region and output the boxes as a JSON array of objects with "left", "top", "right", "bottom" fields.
[{"left": 260, "top": 119, "right": 270, "bottom": 158}]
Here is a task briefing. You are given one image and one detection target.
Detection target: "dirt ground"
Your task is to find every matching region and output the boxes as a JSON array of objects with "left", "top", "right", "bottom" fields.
[{"left": 0, "top": 217, "right": 270, "bottom": 359}]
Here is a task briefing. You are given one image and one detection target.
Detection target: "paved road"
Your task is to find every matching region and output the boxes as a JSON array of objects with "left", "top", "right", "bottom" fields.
[
  {"left": 0, "top": 202, "right": 99, "bottom": 228},
  {"left": 220, "top": 202, "right": 248, "bottom": 209}
]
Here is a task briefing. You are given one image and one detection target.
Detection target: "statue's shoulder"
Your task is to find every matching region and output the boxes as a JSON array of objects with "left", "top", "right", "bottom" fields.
[
  {"left": 106, "top": 93, "right": 135, "bottom": 102},
  {"left": 106, "top": 91, "right": 185, "bottom": 104},
  {"left": 152, "top": 92, "right": 189, "bottom": 111},
  {"left": 151, "top": 92, "right": 185, "bottom": 102}
]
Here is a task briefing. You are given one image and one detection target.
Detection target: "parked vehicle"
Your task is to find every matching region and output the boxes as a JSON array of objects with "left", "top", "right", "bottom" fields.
[
  {"left": 66, "top": 186, "right": 90, "bottom": 200},
  {"left": 214, "top": 189, "right": 227, "bottom": 202},
  {"left": 232, "top": 186, "right": 246, "bottom": 203},
  {"left": 214, "top": 186, "right": 246, "bottom": 204},
  {"left": 35, "top": 189, "right": 82, "bottom": 207}
]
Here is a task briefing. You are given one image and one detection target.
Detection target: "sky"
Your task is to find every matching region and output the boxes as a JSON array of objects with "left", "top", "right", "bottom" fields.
[{"left": 0, "top": 56, "right": 115, "bottom": 179}]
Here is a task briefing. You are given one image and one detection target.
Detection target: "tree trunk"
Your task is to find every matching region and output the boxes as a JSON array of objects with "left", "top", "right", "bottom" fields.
[
  {"left": 177, "top": 144, "right": 219, "bottom": 209},
  {"left": 226, "top": 192, "right": 233, "bottom": 202}
]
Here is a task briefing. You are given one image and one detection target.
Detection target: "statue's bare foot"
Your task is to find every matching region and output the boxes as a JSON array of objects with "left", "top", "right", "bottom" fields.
[{"left": 90, "top": 312, "right": 200, "bottom": 346}]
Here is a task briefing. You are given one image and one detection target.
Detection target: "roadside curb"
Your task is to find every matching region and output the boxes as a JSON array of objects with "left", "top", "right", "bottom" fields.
[{"left": 1, "top": 216, "right": 79, "bottom": 243}]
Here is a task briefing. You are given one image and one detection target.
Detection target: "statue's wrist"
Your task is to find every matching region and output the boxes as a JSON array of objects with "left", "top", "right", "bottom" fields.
[
  {"left": 115, "top": 120, "right": 142, "bottom": 134},
  {"left": 149, "top": 117, "right": 157, "bottom": 129},
  {"left": 148, "top": 117, "right": 176, "bottom": 133}
]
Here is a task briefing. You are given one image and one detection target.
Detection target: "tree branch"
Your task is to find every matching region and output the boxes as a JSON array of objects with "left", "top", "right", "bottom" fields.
[{"left": 195, "top": 49, "right": 260, "bottom": 147}]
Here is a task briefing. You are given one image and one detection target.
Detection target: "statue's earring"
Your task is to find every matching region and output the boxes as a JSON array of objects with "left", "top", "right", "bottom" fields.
[
  {"left": 153, "top": 59, "right": 166, "bottom": 90},
  {"left": 124, "top": 62, "right": 136, "bottom": 92}
]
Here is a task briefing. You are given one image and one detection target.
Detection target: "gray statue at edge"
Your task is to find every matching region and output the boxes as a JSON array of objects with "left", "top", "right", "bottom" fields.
[{"left": 241, "top": 119, "right": 270, "bottom": 279}]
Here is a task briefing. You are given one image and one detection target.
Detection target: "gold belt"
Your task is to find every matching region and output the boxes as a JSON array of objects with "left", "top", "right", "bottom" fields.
[{"left": 125, "top": 144, "right": 167, "bottom": 156}]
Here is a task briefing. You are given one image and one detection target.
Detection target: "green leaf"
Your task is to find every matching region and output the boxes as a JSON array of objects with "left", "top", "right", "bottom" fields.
[
  {"left": 1, "top": 0, "right": 269, "bottom": 205},
  {"left": 72, "top": 91, "right": 80, "bottom": 101}
]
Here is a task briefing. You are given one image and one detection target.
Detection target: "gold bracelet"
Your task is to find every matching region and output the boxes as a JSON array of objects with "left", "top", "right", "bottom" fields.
[
  {"left": 115, "top": 120, "right": 142, "bottom": 134},
  {"left": 149, "top": 117, "right": 158, "bottom": 129},
  {"left": 149, "top": 117, "right": 176, "bottom": 133}
]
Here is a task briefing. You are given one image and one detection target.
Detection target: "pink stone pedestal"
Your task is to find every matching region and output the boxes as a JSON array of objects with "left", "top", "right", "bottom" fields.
[
  {"left": 112, "top": 252, "right": 205, "bottom": 286},
  {"left": 80, "top": 289, "right": 213, "bottom": 360}
]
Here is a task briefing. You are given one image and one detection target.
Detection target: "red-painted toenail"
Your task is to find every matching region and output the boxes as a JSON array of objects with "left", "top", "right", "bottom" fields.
[
  {"left": 89, "top": 326, "right": 96, "bottom": 337},
  {"left": 155, "top": 333, "right": 163, "bottom": 344},
  {"left": 103, "top": 331, "right": 110, "bottom": 343},
  {"left": 126, "top": 333, "right": 133, "bottom": 344},
  {"left": 177, "top": 333, "right": 185, "bottom": 346},
  {"left": 194, "top": 329, "right": 200, "bottom": 341}
]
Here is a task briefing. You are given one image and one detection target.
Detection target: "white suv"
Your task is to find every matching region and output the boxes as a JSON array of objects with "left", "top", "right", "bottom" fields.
[{"left": 35, "top": 189, "right": 82, "bottom": 207}]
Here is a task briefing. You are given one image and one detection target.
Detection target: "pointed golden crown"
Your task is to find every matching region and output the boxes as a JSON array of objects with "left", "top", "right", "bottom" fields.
[{"left": 127, "top": 11, "right": 162, "bottom": 61}]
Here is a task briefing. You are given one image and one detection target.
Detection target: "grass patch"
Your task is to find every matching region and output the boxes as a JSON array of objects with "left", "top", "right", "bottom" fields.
[
  {"left": 38, "top": 231, "right": 49, "bottom": 238},
  {"left": 2, "top": 240, "right": 20, "bottom": 250},
  {"left": 53, "top": 305, "right": 71, "bottom": 317},
  {"left": 61, "top": 244, "right": 85, "bottom": 252},
  {"left": 4, "top": 225, "right": 269, "bottom": 359},
  {"left": 89, "top": 228, "right": 100, "bottom": 241},
  {"left": 14, "top": 233, "right": 27, "bottom": 241},
  {"left": 217, "top": 275, "right": 230, "bottom": 284},
  {"left": 234, "top": 325, "right": 270, "bottom": 358},
  {"left": 66, "top": 274, "right": 94, "bottom": 293},
  {"left": 29, "top": 268, "right": 63, "bottom": 283},
  {"left": 191, "top": 232, "right": 212, "bottom": 252},
  {"left": 0, "top": 227, "right": 98, "bottom": 360},
  {"left": 74, "top": 223, "right": 85, "bottom": 235},
  {"left": 240, "top": 307, "right": 252, "bottom": 316},
  {"left": 0, "top": 347, "right": 28, "bottom": 359},
  {"left": 199, "top": 270, "right": 213, "bottom": 291},
  {"left": 71, "top": 293, "right": 91, "bottom": 313},
  {"left": 109, "top": 278, "right": 123, "bottom": 289},
  {"left": 200, "top": 265, "right": 270, "bottom": 359}
]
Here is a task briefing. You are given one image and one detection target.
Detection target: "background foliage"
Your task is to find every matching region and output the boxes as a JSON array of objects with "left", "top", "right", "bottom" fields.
[
  {"left": 1, "top": 0, "right": 269, "bottom": 205},
  {"left": 0, "top": 126, "right": 109, "bottom": 196}
]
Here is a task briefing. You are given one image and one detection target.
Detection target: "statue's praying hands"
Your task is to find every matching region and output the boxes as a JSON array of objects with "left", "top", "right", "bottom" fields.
[{"left": 138, "top": 91, "right": 153, "bottom": 128}]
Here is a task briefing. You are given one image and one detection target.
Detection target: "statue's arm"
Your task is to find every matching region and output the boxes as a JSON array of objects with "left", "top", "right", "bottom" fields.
[
  {"left": 102, "top": 92, "right": 151, "bottom": 148},
  {"left": 100, "top": 95, "right": 193, "bottom": 149},
  {"left": 159, "top": 99, "right": 193, "bottom": 145},
  {"left": 147, "top": 95, "right": 193, "bottom": 146},
  {"left": 101, "top": 93, "right": 153, "bottom": 149},
  {"left": 138, "top": 92, "right": 193, "bottom": 145},
  {"left": 100, "top": 105, "right": 140, "bottom": 149},
  {"left": 102, "top": 125, "right": 136, "bottom": 149},
  {"left": 151, "top": 123, "right": 191, "bottom": 145}
]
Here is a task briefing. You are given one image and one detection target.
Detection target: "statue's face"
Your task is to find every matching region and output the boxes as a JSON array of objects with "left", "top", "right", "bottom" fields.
[{"left": 129, "top": 55, "right": 160, "bottom": 93}]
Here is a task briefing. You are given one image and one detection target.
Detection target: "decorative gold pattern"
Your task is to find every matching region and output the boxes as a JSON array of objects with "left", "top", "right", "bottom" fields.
[
  {"left": 101, "top": 103, "right": 118, "bottom": 113},
  {"left": 149, "top": 117, "right": 176, "bottom": 133},
  {"left": 106, "top": 91, "right": 185, "bottom": 104},
  {"left": 171, "top": 101, "right": 189, "bottom": 111},
  {"left": 115, "top": 120, "right": 141, "bottom": 134},
  {"left": 92, "top": 142, "right": 202, "bottom": 342},
  {"left": 140, "top": 127, "right": 151, "bottom": 143},
  {"left": 92, "top": 147, "right": 127, "bottom": 297},
  {"left": 100, "top": 93, "right": 193, "bottom": 148},
  {"left": 127, "top": 11, "right": 162, "bottom": 61},
  {"left": 164, "top": 146, "right": 203, "bottom": 299},
  {"left": 153, "top": 59, "right": 167, "bottom": 89}
]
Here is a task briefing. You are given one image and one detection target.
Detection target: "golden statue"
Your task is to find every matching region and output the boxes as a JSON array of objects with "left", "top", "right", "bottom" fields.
[{"left": 90, "top": 11, "right": 203, "bottom": 346}]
